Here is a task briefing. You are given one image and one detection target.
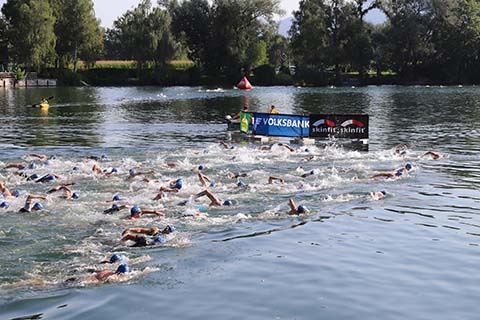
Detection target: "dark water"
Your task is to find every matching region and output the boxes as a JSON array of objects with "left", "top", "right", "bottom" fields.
[{"left": 0, "top": 85, "right": 479, "bottom": 320}]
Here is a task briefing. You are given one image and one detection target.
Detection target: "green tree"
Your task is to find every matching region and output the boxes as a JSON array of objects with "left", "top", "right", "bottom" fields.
[
  {"left": 111, "top": 0, "right": 175, "bottom": 69},
  {"left": 2, "top": 0, "right": 56, "bottom": 72},
  {"left": 52, "top": 0, "right": 103, "bottom": 71}
]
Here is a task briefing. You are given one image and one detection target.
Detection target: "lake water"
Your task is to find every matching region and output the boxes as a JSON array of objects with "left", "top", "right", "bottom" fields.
[{"left": 0, "top": 85, "right": 479, "bottom": 320}]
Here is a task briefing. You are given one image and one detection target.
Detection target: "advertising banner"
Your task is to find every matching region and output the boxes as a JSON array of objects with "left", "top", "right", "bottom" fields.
[
  {"left": 252, "top": 113, "right": 310, "bottom": 137},
  {"left": 240, "top": 111, "right": 251, "bottom": 133},
  {"left": 309, "top": 114, "right": 369, "bottom": 139}
]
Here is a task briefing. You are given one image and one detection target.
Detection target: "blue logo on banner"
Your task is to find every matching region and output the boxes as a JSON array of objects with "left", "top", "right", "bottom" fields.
[{"left": 252, "top": 113, "right": 310, "bottom": 137}]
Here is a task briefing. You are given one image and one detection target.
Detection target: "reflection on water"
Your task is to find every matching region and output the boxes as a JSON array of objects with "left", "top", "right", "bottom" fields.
[{"left": 0, "top": 86, "right": 480, "bottom": 320}]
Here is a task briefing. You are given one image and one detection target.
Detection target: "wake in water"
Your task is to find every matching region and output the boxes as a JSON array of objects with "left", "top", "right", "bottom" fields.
[{"left": 0, "top": 141, "right": 443, "bottom": 296}]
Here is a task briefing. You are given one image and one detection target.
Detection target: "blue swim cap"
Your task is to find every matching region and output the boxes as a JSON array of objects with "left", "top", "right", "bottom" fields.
[
  {"left": 174, "top": 179, "right": 183, "bottom": 189},
  {"left": 198, "top": 165, "right": 205, "bottom": 171},
  {"left": 72, "top": 166, "right": 80, "bottom": 171},
  {"left": 168, "top": 224, "right": 176, "bottom": 232},
  {"left": 111, "top": 167, "right": 118, "bottom": 173},
  {"left": 112, "top": 194, "right": 125, "bottom": 201},
  {"left": 0, "top": 201, "right": 9, "bottom": 208},
  {"left": 395, "top": 170, "right": 403, "bottom": 177},
  {"left": 111, "top": 204, "right": 119, "bottom": 210},
  {"left": 12, "top": 190, "right": 20, "bottom": 198},
  {"left": 237, "top": 181, "right": 247, "bottom": 187},
  {"left": 297, "top": 205, "right": 308, "bottom": 213},
  {"left": 197, "top": 205, "right": 208, "bottom": 213},
  {"left": 109, "top": 254, "right": 124, "bottom": 263},
  {"left": 115, "top": 263, "right": 129, "bottom": 274},
  {"left": 32, "top": 202, "right": 44, "bottom": 211},
  {"left": 129, "top": 168, "right": 137, "bottom": 176},
  {"left": 28, "top": 162, "right": 36, "bottom": 170},
  {"left": 0, "top": 194, "right": 3, "bottom": 198},
  {"left": 46, "top": 175, "right": 55, "bottom": 181},
  {"left": 28, "top": 173, "right": 39, "bottom": 181},
  {"left": 44, "top": 160, "right": 51, "bottom": 166},
  {"left": 49, "top": 155, "right": 57, "bottom": 160},
  {"left": 101, "top": 154, "right": 108, "bottom": 160},
  {"left": 72, "top": 192, "right": 80, "bottom": 199},
  {"left": 223, "top": 200, "right": 234, "bottom": 206},
  {"left": 130, "top": 206, "right": 141, "bottom": 216},
  {"left": 153, "top": 235, "right": 166, "bottom": 244},
  {"left": 405, "top": 163, "right": 413, "bottom": 170},
  {"left": 209, "top": 181, "right": 217, "bottom": 187}
]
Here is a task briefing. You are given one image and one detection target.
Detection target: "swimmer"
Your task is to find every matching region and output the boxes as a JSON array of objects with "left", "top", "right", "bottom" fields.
[
  {"left": 393, "top": 144, "right": 409, "bottom": 156},
  {"left": 121, "top": 225, "right": 176, "bottom": 247},
  {"left": 219, "top": 141, "right": 234, "bottom": 149},
  {"left": 227, "top": 172, "right": 247, "bottom": 179},
  {"left": 301, "top": 168, "right": 320, "bottom": 178},
  {"left": 268, "top": 176, "right": 285, "bottom": 184},
  {"left": 100, "top": 253, "right": 125, "bottom": 264},
  {"left": 129, "top": 205, "right": 165, "bottom": 219},
  {"left": 47, "top": 183, "right": 76, "bottom": 194},
  {"left": 153, "top": 178, "right": 183, "bottom": 200},
  {"left": 4, "top": 163, "right": 26, "bottom": 170},
  {"left": 259, "top": 143, "right": 295, "bottom": 152},
  {"left": 75, "top": 263, "right": 130, "bottom": 284},
  {"left": 19, "top": 194, "right": 48, "bottom": 213},
  {"left": 370, "top": 191, "right": 387, "bottom": 200},
  {"left": 193, "top": 189, "right": 235, "bottom": 207},
  {"left": 371, "top": 163, "right": 414, "bottom": 179},
  {"left": 423, "top": 151, "right": 442, "bottom": 160},
  {"left": 35, "top": 173, "right": 61, "bottom": 183},
  {"left": 288, "top": 198, "right": 309, "bottom": 215},
  {"left": 103, "top": 203, "right": 131, "bottom": 214},
  {"left": 47, "top": 183, "right": 78, "bottom": 199},
  {"left": 27, "top": 153, "right": 49, "bottom": 160},
  {"left": 127, "top": 168, "right": 155, "bottom": 180},
  {"left": 93, "top": 164, "right": 119, "bottom": 176},
  {"left": 269, "top": 105, "right": 280, "bottom": 114}
]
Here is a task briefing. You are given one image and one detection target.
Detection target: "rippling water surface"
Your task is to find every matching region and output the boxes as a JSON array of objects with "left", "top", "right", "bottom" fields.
[{"left": 0, "top": 85, "right": 479, "bottom": 320}]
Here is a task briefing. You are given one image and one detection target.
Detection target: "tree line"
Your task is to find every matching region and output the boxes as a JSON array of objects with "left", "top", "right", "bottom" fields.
[{"left": 1, "top": 0, "right": 480, "bottom": 85}]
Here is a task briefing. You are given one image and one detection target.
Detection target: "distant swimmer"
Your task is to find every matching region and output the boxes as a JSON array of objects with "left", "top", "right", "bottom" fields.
[
  {"left": 371, "top": 163, "right": 414, "bottom": 179},
  {"left": 19, "top": 194, "right": 48, "bottom": 213},
  {"left": 370, "top": 191, "right": 387, "bottom": 200},
  {"left": 86, "top": 154, "right": 109, "bottom": 161},
  {"left": 129, "top": 205, "right": 165, "bottom": 219},
  {"left": 219, "top": 141, "right": 234, "bottom": 149},
  {"left": 259, "top": 143, "right": 295, "bottom": 152},
  {"left": 121, "top": 225, "right": 176, "bottom": 247},
  {"left": 301, "top": 168, "right": 320, "bottom": 178},
  {"left": 192, "top": 189, "right": 235, "bottom": 207},
  {"left": 268, "top": 176, "right": 285, "bottom": 184},
  {"left": 269, "top": 105, "right": 280, "bottom": 114},
  {"left": 393, "top": 144, "right": 409, "bottom": 156},
  {"left": 47, "top": 183, "right": 79, "bottom": 199},
  {"left": 227, "top": 172, "right": 247, "bottom": 179},
  {"left": 103, "top": 203, "right": 131, "bottom": 214},
  {"left": 92, "top": 164, "right": 119, "bottom": 176},
  {"left": 127, "top": 168, "right": 155, "bottom": 181},
  {"left": 288, "top": 198, "right": 309, "bottom": 215},
  {"left": 422, "top": 151, "right": 442, "bottom": 160}
]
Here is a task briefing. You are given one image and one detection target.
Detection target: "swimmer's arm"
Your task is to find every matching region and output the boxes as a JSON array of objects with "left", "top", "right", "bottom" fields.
[
  {"left": 4, "top": 163, "right": 25, "bottom": 169},
  {"left": 27, "top": 194, "right": 48, "bottom": 201},
  {"left": 28, "top": 153, "right": 48, "bottom": 159},
  {"left": 371, "top": 173, "right": 394, "bottom": 179},
  {"left": 278, "top": 143, "right": 295, "bottom": 152},
  {"left": 140, "top": 209, "right": 165, "bottom": 217},
  {"left": 122, "top": 227, "right": 159, "bottom": 236},
  {"left": 423, "top": 151, "right": 441, "bottom": 159},
  {"left": 92, "top": 164, "right": 103, "bottom": 174},
  {"left": 288, "top": 198, "right": 299, "bottom": 215}
]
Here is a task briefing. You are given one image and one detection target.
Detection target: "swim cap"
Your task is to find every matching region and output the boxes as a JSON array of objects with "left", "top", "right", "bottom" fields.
[
  {"left": 237, "top": 181, "right": 247, "bottom": 187},
  {"left": 395, "top": 170, "right": 403, "bottom": 177},
  {"left": 111, "top": 204, "right": 119, "bottom": 210},
  {"left": 197, "top": 205, "right": 208, "bottom": 213},
  {"left": 297, "top": 205, "right": 308, "bottom": 213},
  {"left": 0, "top": 194, "right": 3, "bottom": 198},
  {"left": 28, "top": 162, "right": 36, "bottom": 170},
  {"left": 225, "top": 115, "right": 232, "bottom": 120},
  {"left": 198, "top": 165, "right": 205, "bottom": 171},
  {"left": 101, "top": 154, "right": 108, "bottom": 160},
  {"left": 12, "top": 190, "right": 20, "bottom": 198},
  {"left": 129, "top": 168, "right": 137, "bottom": 176},
  {"left": 113, "top": 194, "right": 125, "bottom": 201},
  {"left": 167, "top": 224, "right": 176, "bottom": 232},
  {"left": 174, "top": 179, "right": 183, "bottom": 189},
  {"left": 115, "top": 263, "right": 129, "bottom": 274},
  {"left": 153, "top": 235, "right": 166, "bottom": 244},
  {"left": 405, "top": 163, "right": 413, "bottom": 170},
  {"left": 72, "top": 166, "right": 80, "bottom": 171},
  {"left": 44, "top": 160, "right": 51, "bottom": 166},
  {"left": 28, "top": 173, "right": 39, "bottom": 181},
  {"left": 111, "top": 167, "right": 118, "bottom": 173},
  {"left": 46, "top": 175, "right": 55, "bottom": 181},
  {"left": 49, "top": 155, "right": 57, "bottom": 160},
  {"left": 72, "top": 192, "right": 80, "bottom": 199},
  {"left": 109, "top": 254, "right": 124, "bottom": 263},
  {"left": 130, "top": 206, "right": 141, "bottom": 216},
  {"left": 32, "top": 202, "right": 44, "bottom": 211},
  {"left": 381, "top": 191, "right": 387, "bottom": 196},
  {"left": 223, "top": 200, "right": 234, "bottom": 206},
  {"left": 209, "top": 181, "right": 217, "bottom": 188},
  {"left": 0, "top": 201, "right": 9, "bottom": 208}
]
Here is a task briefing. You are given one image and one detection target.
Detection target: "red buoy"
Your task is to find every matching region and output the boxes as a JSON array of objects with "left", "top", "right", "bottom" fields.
[{"left": 236, "top": 76, "right": 252, "bottom": 90}]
